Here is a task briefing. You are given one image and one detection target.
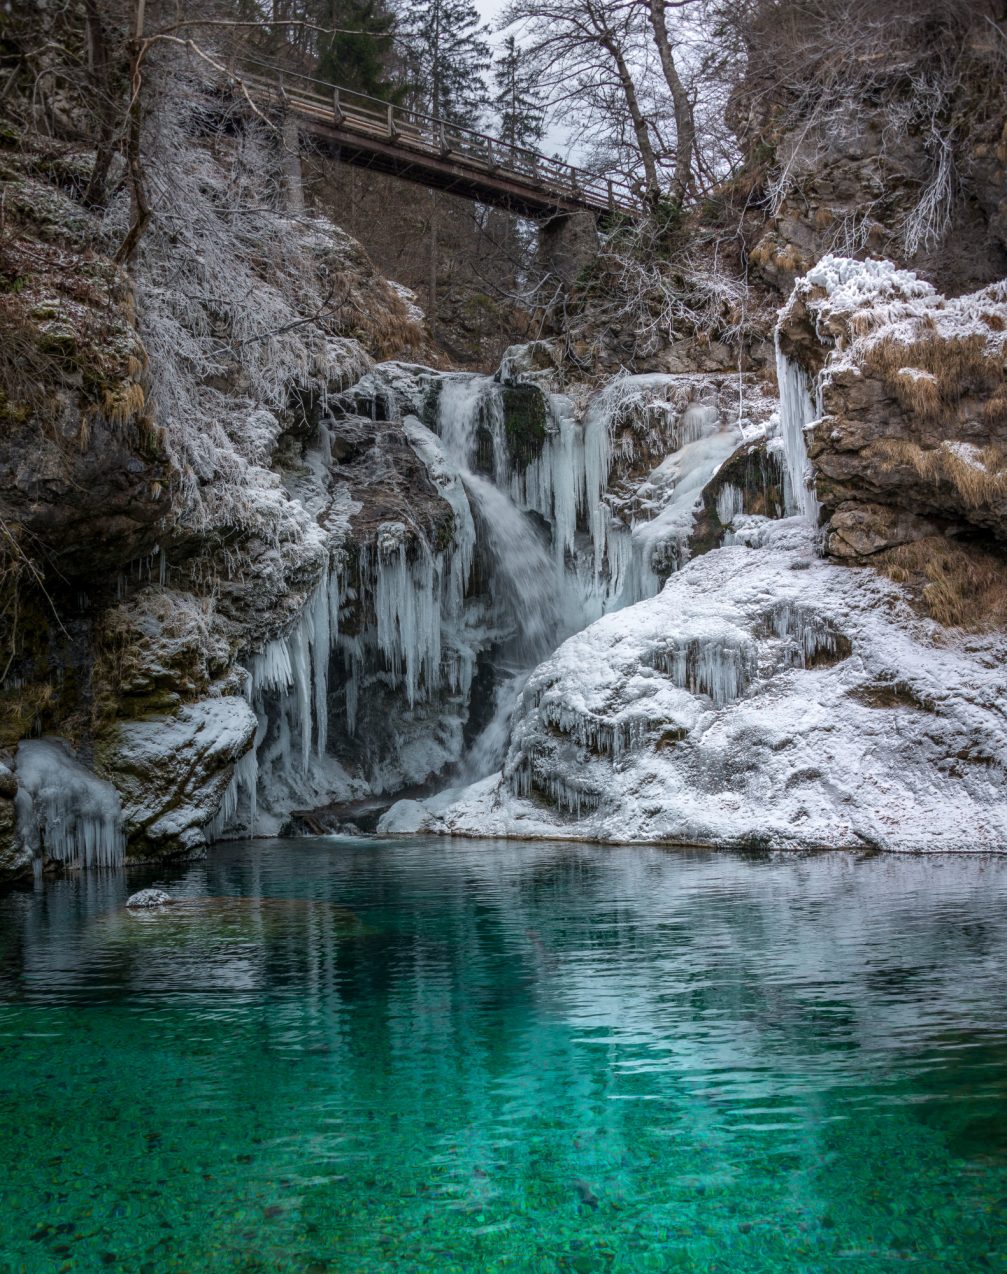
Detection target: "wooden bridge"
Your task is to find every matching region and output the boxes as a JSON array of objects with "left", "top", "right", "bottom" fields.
[{"left": 235, "top": 58, "right": 640, "bottom": 222}]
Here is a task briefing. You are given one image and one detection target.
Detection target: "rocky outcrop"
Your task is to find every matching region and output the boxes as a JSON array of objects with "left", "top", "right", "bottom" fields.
[
  {"left": 102, "top": 697, "right": 257, "bottom": 856},
  {"left": 747, "top": 119, "right": 1007, "bottom": 299},
  {"left": 734, "top": 12, "right": 1007, "bottom": 299},
  {"left": 385, "top": 517, "right": 1007, "bottom": 852},
  {"left": 776, "top": 258, "right": 1007, "bottom": 585},
  {"left": 0, "top": 124, "right": 437, "bottom": 876}
]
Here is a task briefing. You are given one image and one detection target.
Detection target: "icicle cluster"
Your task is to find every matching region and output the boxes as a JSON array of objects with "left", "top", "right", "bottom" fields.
[
  {"left": 206, "top": 748, "right": 260, "bottom": 842},
  {"left": 536, "top": 701, "right": 660, "bottom": 759},
  {"left": 650, "top": 636, "right": 757, "bottom": 707},
  {"left": 510, "top": 761, "right": 602, "bottom": 818},
  {"left": 716, "top": 483, "right": 745, "bottom": 525},
  {"left": 15, "top": 740, "right": 125, "bottom": 870},
  {"left": 766, "top": 602, "right": 849, "bottom": 668}
]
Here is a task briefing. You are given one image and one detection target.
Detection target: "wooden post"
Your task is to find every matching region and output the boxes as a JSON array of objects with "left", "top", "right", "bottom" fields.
[
  {"left": 386, "top": 103, "right": 397, "bottom": 138},
  {"left": 333, "top": 87, "right": 344, "bottom": 124},
  {"left": 281, "top": 114, "right": 304, "bottom": 215},
  {"left": 428, "top": 189, "right": 439, "bottom": 324}
]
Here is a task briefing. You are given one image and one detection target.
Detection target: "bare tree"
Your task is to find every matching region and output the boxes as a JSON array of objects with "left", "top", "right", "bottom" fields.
[
  {"left": 503, "top": 0, "right": 664, "bottom": 202},
  {"left": 642, "top": 0, "right": 697, "bottom": 202}
]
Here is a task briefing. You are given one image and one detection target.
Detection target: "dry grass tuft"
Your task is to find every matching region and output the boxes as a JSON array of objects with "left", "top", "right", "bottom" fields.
[
  {"left": 892, "top": 368, "right": 942, "bottom": 419},
  {"left": 873, "top": 438, "right": 1007, "bottom": 509},
  {"left": 864, "top": 331, "right": 1003, "bottom": 425},
  {"left": 877, "top": 536, "right": 1007, "bottom": 630},
  {"left": 982, "top": 387, "right": 1007, "bottom": 426},
  {"left": 100, "top": 379, "right": 146, "bottom": 426},
  {"left": 0, "top": 683, "right": 55, "bottom": 749}
]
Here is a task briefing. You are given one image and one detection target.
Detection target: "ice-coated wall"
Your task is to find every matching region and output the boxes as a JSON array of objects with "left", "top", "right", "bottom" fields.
[{"left": 15, "top": 739, "right": 124, "bottom": 871}]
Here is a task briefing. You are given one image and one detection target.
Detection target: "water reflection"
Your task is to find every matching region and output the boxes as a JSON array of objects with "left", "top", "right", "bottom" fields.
[{"left": 1, "top": 839, "right": 1006, "bottom": 1272}]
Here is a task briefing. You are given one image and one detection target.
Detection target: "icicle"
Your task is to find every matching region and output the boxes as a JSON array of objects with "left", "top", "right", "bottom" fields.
[
  {"left": 371, "top": 525, "right": 442, "bottom": 707},
  {"left": 252, "top": 637, "right": 294, "bottom": 696},
  {"left": 652, "top": 636, "right": 756, "bottom": 706},
  {"left": 311, "top": 567, "right": 330, "bottom": 759},
  {"left": 206, "top": 746, "right": 258, "bottom": 841},
  {"left": 769, "top": 602, "right": 848, "bottom": 667},
  {"left": 775, "top": 333, "right": 820, "bottom": 521},
  {"left": 15, "top": 739, "right": 124, "bottom": 869},
  {"left": 716, "top": 483, "right": 745, "bottom": 525}
]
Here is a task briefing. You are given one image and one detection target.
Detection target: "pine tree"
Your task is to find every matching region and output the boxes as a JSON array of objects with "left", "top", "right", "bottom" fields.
[
  {"left": 316, "top": 0, "right": 401, "bottom": 102},
  {"left": 397, "top": 0, "right": 490, "bottom": 126},
  {"left": 492, "top": 34, "right": 545, "bottom": 152}
]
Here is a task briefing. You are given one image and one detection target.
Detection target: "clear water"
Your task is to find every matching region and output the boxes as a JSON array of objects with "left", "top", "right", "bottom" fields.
[{"left": 1, "top": 838, "right": 1007, "bottom": 1274}]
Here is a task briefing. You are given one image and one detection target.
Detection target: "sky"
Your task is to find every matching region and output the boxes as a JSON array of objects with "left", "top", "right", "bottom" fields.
[
  {"left": 475, "top": 0, "right": 511, "bottom": 34},
  {"left": 473, "top": 0, "right": 579, "bottom": 161}
]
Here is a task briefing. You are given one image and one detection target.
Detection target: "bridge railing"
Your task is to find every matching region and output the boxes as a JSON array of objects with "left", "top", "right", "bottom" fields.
[{"left": 234, "top": 58, "right": 640, "bottom": 217}]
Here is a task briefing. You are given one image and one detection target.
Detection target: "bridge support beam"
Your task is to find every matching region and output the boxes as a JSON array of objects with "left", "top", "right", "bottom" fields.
[
  {"left": 539, "top": 211, "right": 599, "bottom": 292},
  {"left": 280, "top": 115, "right": 305, "bottom": 216}
]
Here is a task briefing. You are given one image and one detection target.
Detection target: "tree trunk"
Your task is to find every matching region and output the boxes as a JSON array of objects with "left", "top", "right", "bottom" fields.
[
  {"left": 81, "top": 0, "right": 118, "bottom": 210},
  {"left": 114, "top": 36, "right": 151, "bottom": 266},
  {"left": 647, "top": 0, "right": 696, "bottom": 204},
  {"left": 281, "top": 114, "right": 305, "bottom": 215},
  {"left": 603, "top": 36, "right": 662, "bottom": 203}
]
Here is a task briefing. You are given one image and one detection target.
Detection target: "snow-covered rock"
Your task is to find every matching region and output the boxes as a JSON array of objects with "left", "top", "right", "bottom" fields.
[
  {"left": 383, "top": 518, "right": 1007, "bottom": 851},
  {"left": 126, "top": 888, "right": 173, "bottom": 909},
  {"left": 777, "top": 256, "right": 1007, "bottom": 554},
  {"left": 103, "top": 697, "right": 257, "bottom": 857}
]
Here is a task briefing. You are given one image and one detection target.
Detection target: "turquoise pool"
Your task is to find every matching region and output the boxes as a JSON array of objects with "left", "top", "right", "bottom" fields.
[{"left": 1, "top": 838, "right": 1006, "bottom": 1272}]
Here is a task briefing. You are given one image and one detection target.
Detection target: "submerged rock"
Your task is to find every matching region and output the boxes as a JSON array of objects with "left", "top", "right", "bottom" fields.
[{"left": 126, "top": 888, "right": 173, "bottom": 909}]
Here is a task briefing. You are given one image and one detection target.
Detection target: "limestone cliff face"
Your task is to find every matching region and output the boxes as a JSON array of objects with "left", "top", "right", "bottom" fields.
[
  {"left": 0, "top": 130, "right": 440, "bottom": 876},
  {"left": 776, "top": 258, "right": 1007, "bottom": 630}
]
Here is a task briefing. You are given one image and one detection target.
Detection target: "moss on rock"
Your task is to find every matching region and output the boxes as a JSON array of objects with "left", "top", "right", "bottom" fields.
[{"left": 501, "top": 384, "right": 548, "bottom": 469}]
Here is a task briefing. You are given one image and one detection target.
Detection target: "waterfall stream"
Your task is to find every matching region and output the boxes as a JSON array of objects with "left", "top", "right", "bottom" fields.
[{"left": 435, "top": 375, "right": 571, "bottom": 776}]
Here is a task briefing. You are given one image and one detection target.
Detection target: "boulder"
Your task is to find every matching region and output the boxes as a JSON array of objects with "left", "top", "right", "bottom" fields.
[{"left": 102, "top": 696, "right": 257, "bottom": 858}]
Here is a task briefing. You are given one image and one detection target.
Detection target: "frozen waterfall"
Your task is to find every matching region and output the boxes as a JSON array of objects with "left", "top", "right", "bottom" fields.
[
  {"left": 775, "top": 335, "right": 820, "bottom": 522},
  {"left": 223, "top": 357, "right": 746, "bottom": 833},
  {"left": 16, "top": 739, "right": 125, "bottom": 871}
]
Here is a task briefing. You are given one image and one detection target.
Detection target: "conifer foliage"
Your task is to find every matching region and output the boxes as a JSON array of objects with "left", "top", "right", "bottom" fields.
[
  {"left": 492, "top": 35, "right": 545, "bottom": 152},
  {"left": 315, "top": 0, "right": 401, "bottom": 103},
  {"left": 397, "top": 0, "right": 491, "bottom": 125}
]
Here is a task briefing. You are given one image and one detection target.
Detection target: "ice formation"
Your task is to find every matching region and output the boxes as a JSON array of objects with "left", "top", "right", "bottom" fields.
[
  {"left": 775, "top": 335, "right": 820, "bottom": 521},
  {"left": 15, "top": 739, "right": 124, "bottom": 870},
  {"left": 382, "top": 517, "right": 1007, "bottom": 852},
  {"left": 224, "top": 351, "right": 770, "bottom": 830}
]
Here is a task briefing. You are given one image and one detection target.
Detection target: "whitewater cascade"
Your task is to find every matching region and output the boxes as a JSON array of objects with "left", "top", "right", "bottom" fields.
[{"left": 221, "top": 356, "right": 746, "bottom": 832}]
